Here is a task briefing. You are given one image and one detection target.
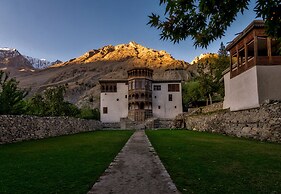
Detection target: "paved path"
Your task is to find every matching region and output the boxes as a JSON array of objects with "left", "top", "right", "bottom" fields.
[{"left": 88, "top": 130, "right": 180, "bottom": 194}]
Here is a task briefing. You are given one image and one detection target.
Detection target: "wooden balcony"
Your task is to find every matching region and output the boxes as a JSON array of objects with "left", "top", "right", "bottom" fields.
[{"left": 230, "top": 56, "right": 281, "bottom": 78}]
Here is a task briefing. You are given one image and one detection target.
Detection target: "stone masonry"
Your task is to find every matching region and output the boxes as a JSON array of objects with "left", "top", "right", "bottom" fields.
[
  {"left": 0, "top": 115, "right": 102, "bottom": 144},
  {"left": 175, "top": 101, "right": 281, "bottom": 143}
]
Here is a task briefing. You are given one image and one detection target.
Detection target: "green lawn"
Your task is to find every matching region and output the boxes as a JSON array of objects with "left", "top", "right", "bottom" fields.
[
  {"left": 0, "top": 130, "right": 133, "bottom": 194},
  {"left": 146, "top": 130, "right": 281, "bottom": 194}
]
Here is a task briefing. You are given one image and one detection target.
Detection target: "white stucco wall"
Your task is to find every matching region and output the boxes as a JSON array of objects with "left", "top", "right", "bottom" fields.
[
  {"left": 152, "top": 82, "right": 183, "bottom": 119},
  {"left": 223, "top": 66, "right": 260, "bottom": 111},
  {"left": 256, "top": 65, "right": 281, "bottom": 103},
  {"left": 223, "top": 72, "right": 231, "bottom": 109},
  {"left": 100, "top": 83, "right": 128, "bottom": 122}
]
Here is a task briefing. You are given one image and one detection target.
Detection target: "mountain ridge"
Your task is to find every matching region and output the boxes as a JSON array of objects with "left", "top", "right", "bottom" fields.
[
  {"left": 51, "top": 41, "right": 188, "bottom": 70},
  {"left": 1, "top": 42, "right": 195, "bottom": 109}
]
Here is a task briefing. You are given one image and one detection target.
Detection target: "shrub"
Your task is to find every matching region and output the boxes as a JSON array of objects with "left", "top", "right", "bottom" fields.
[{"left": 79, "top": 107, "right": 100, "bottom": 120}]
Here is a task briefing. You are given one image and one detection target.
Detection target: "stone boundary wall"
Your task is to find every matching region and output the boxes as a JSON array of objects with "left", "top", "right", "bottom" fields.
[
  {"left": 188, "top": 102, "right": 223, "bottom": 115},
  {"left": 157, "top": 119, "right": 174, "bottom": 129},
  {"left": 102, "top": 122, "right": 121, "bottom": 129},
  {"left": 0, "top": 115, "right": 102, "bottom": 144},
  {"left": 178, "top": 101, "right": 281, "bottom": 143}
]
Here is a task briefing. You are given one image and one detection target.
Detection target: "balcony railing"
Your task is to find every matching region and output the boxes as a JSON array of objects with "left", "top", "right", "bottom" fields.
[{"left": 231, "top": 56, "right": 281, "bottom": 78}]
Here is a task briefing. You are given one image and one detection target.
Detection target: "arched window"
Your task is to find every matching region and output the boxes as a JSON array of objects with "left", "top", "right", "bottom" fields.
[{"left": 140, "top": 102, "right": 144, "bottom": 110}]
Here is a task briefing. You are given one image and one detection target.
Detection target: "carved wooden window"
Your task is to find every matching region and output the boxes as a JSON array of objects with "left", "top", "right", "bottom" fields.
[{"left": 168, "top": 84, "right": 179, "bottom": 92}]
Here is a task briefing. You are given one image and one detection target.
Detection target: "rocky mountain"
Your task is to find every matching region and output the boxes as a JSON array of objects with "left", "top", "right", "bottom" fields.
[
  {"left": 0, "top": 48, "right": 35, "bottom": 75},
  {"left": 8, "top": 42, "right": 194, "bottom": 109},
  {"left": 0, "top": 47, "right": 62, "bottom": 73},
  {"left": 24, "top": 56, "right": 62, "bottom": 69},
  {"left": 190, "top": 53, "right": 218, "bottom": 65}
]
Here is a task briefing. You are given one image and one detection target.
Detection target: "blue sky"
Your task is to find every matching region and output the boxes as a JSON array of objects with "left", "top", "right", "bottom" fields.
[{"left": 0, "top": 0, "right": 259, "bottom": 63}]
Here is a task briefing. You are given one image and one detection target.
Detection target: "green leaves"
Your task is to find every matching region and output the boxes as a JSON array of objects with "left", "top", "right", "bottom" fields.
[
  {"left": 182, "top": 45, "right": 229, "bottom": 106},
  {"left": 26, "top": 86, "right": 80, "bottom": 117},
  {"left": 0, "top": 71, "right": 99, "bottom": 119},
  {"left": 148, "top": 0, "right": 281, "bottom": 48},
  {"left": 0, "top": 71, "right": 28, "bottom": 115},
  {"left": 255, "top": 0, "right": 281, "bottom": 38}
]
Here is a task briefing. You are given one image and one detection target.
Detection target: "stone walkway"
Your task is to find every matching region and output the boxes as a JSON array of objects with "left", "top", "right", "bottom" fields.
[{"left": 88, "top": 130, "right": 180, "bottom": 194}]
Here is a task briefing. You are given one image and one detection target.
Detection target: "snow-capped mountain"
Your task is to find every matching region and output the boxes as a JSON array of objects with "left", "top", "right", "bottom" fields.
[
  {"left": 0, "top": 47, "right": 21, "bottom": 58},
  {"left": 23, "top": 55, "right": 53, "bottom": 69},
  {"left": 0, "top": 47, "right": 35, "bottom": 74},
  {"left": 0, "top": 47, "right": 62, "bottom": 70}
]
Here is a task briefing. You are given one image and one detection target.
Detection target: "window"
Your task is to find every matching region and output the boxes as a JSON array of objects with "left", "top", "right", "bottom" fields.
[
  {"left": 103, "top": 107, "right": 108, "bottom": 114},
  {"left": 169, "top": 94, "right": 173, "bottom": 101},
  {"left": 257, "top": 37, "right": 267, "bottom": 56},
  {"left": 101, "top": 83, "right": 117, "bottom": 93},
  {"left": 175, "top": 106, "right": 177, "bottom": 109},
  {"left": 158, "top": 106, "right": 161, "bottom": 109},
  {"left": 154, "top": 96, "right": 157, "bottom": 99},
  {"left": 125, "top": 95, "right": 127, "bottom": 98},
  {"left": 272, "top": 39, "right": 281, "bottom": 56},
  {"left": 116, "top": 98, "right": 119, "bottom": 101},
  {"left": 154, "top": 85, "right": 161, "bottom": 91},
  {"left": 168, "top": 84, "right": 179, "bottom": 92}
]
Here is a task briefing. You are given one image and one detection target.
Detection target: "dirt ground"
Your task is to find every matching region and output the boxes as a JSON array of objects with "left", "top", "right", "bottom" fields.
[{"left": 88, "top": 130, "right": 180, "bottom": 194}]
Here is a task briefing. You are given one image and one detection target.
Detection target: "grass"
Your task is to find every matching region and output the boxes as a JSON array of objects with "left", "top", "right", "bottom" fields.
[
  {"left": 146, "top": 130, "right": 281, "bottom": 194},
  {"left": 0, "top": 130, "right": 133, "bottom": 194}
]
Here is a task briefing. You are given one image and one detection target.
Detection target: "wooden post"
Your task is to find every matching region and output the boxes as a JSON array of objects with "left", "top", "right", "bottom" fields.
[
  {"left": 267, "top": 37, "right": 272, "bottom": 65},
  {"left": 254, "top": 33, "right": 258, "bottom": 65},
  {"left": 236, "top": 45, "right": 239, "bottom": 74},
  {"left": 244, "top": 39, "right": 248, "bottom": 69}
]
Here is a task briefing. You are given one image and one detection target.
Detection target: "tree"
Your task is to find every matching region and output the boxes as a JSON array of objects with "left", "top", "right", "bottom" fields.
[
  {"left": 0, "top": 71, "right": 28, "bottom": 114},
  {"left": 182, "top": 80, "right": 202, "bottom": 106},
  {"left": 218, "top": 42, "right": 228, "bottom": 57},
  {"left": 148, "top": 0, "right": 281, "bottom": 48},
  {"left": 27, "top": 86, "right": 80, "bottom": 117},
  {"left": 79, "top": 107, "right": 100, "bottom": 120},
  {"left": 26, "top": 94, "right": 47, "bottom": 116},
  {"left": 44, "top": 86, "right": 66, "bottom": 116},
  {"left": 182, "top": 51, "right": 230, "bottom": 106}
]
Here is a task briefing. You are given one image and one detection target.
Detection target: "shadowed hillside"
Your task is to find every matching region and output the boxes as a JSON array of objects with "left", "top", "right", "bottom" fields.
[{"left": 4, "top": 42, "right": 196, "bottom": 108}]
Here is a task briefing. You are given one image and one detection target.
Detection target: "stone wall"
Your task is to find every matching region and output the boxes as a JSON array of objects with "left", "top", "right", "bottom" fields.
[
  {"left": 177, "top": 101, "right": 281, "bottom": 143},
  {"left": 0, "top": 115, "right": 102, "bottom": 144},
  {"left": 188, "top": 102, "right": 223, "bottom": 115},
  {"left": 103, "top": 122, "right": 121, "bottom": 129}
]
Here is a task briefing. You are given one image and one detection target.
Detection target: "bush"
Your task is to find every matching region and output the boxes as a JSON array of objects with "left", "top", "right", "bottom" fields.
[
  {"left": 79, "top": 107, "right": 100, "bottom": 120},
  {"left": 0, "top": 71, "right": 28, "bottom": 115},
  {"left": 26, "top": 86, "right": 80, "bottom": 117}
]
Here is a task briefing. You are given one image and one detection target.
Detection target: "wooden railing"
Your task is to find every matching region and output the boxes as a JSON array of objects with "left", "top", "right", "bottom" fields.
[{"left": 231, "top": 56, "right": 281, "bottom": 78}]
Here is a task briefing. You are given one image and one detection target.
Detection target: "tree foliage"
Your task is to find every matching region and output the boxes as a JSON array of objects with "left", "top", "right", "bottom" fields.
[
  {"left": 182, "top": 80, "right": 202, "bottom": 106},
  {"left": 182, "top": 43, "right": 230, "bottom": 106},
  {"left": 0, "top": 71, "right": 28, "bottom": 114},
  {"left": 148, "top": 0, "right": 281, "bottom": 48},
  {"left": 26, "top": 86, "right": 80, "bottom": 117},
  {"left": 79, "top": 107, "right": 100, "bottom": 120},
  {"left": 0, "top": 72, "right": 100, "bottom": 120}
]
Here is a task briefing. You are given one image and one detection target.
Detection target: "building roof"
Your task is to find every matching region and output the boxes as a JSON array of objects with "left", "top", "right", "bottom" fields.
[
  {"left": 226, "top": 20, "right": 265, "bottom": 51},
  {"left": 127, "top": 67, "right": 153, "bottom": 72},
  {"left": 99, "top": 79, "right": 128, "bottom": 83},
  {"left": 153, "top": 79, "right": 182, "bottom": 83},
  {"left": 99, "top": 78, "right": 182, "bottom": 83}
]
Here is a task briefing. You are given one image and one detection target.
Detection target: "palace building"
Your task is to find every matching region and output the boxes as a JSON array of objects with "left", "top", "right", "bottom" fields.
[
  {"left": 223, "top": 20, "right": 281, "bottom": 111},
  {"left": 100, "top": 68, "right": 182, "bottom": 123}
]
